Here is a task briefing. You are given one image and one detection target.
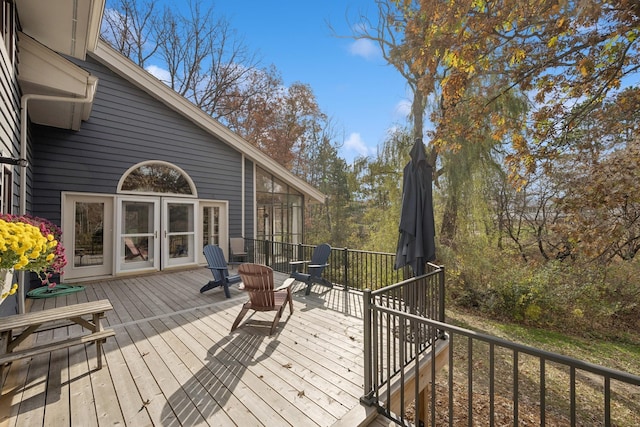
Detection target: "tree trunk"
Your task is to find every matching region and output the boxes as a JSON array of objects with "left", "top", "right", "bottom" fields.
[{"left": 440, "top": 195, "right": 458, "bottom": 246}]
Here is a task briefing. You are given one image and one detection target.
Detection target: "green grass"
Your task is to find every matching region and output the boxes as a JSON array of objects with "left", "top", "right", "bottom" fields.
[
  {"left": 446, "top": 307, "right": 640, "bottom": 375},
  {"left": 437, "top": 308, "right": 640, "bottom": 426}
]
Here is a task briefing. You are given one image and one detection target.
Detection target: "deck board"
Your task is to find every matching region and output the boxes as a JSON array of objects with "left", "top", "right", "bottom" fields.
[{"left": 1, "top": 267, "right": 374, "bottom": 426}]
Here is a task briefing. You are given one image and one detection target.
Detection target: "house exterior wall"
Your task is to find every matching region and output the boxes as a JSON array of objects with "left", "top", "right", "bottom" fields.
[
  {"left": 30, "top": 53, "right": 254, "bottom": 239},
  {"left": 0, "top": 3, "right": 25, "bottom": 216},
  {"left": 0, "top": 1, "right": 27, "bottom": 316}
]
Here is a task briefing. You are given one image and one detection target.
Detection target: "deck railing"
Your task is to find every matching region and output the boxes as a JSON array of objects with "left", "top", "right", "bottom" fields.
[
  {"left": 240, "top": 239, "right": 640, "bottom": 425},
  {"left": 242, "top": 239, "right": 410, "bottom": 291},
  {"left": 362, "top": 284, "right": 640, "bottom": 426},
  {"left": 361, "top": 267, "right": 447, "bottom": 423}
]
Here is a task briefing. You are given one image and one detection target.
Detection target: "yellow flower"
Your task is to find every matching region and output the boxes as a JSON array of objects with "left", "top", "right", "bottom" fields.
[{"left": 0, "top": 217, "right": 66, "bottom": 283}]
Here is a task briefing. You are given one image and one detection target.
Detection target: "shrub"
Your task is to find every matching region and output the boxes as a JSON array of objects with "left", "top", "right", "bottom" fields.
[{"left": 441, "top": 241, "right": 640, "bottom": 338}]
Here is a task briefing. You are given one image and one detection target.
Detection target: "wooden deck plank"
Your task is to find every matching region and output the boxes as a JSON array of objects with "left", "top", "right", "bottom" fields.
[
  {"left": 85, "top": 277, "right": 155, "bottom": 426},
  {"left": 1, "top": 268, "right": 375, "bottom": 427},
  {"left": 202, "top": 299, "right": 366, "bottom": 403},
  {"left": 124, "top": 276, "right": 242, "bottom": 427},
  {"left": 38, "top": 316, "right": 69, "bottom": 427},
  {"left": 201, "top": 302, "right": 364, "bottom": 399},
  {"left": 180, "top": 310, "right": 342, "bottom": 425},
  {"left": 163, "top": 313, "right": 300, "bottom": 426},
  {"left": 74, "top": 288, "right": 126, "bottom": 427},
  {"left": 121, "top": 283, "right": 236, "bottom": 426},
  {"left": 143, "top": 318, "right": 253, "bottom": 426},
  {"left": 103, "top": 337, "right": 153, "bottom": 426},
  {"left": 66, "top": 291, "right": 100, "bottom": 427},
  {"left": 0, "top": 298, "right": 43, "bottom": 427},
  {"left": 179, "top": 310, "right": 338, "bottom": 426},
  {"left": 16, "top": 295, "right": 59, "bottom": 427},
  {"left": 120, "top": 323, "right": 181, "bottom": 426}
]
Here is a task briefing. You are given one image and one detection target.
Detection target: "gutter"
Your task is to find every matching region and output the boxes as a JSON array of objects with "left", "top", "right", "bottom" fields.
[
  {"left": 16, "top": 76, "right": 98, "bottom": 314},
  {"left": 19, "top": 76, "right": 98, "bottom": 214}
]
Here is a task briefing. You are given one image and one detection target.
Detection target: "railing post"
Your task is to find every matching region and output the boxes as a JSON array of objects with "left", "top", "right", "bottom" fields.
[
  {"left": 361, "top": 288, "right": 375, "bottom": 405},
  {"left": 343, "top": 247, "right": 349, "bottom": 290},
  {"left": 438, "top": 265, "right": 445, "bottom": 323},
  {"left": 264, "top": 239, "right": 271, "bottom": 266}
]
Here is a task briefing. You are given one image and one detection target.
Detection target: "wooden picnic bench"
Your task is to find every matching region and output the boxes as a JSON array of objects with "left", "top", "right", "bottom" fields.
[{"left": 0, "top": 299, "right": 115, "bottom": 379}]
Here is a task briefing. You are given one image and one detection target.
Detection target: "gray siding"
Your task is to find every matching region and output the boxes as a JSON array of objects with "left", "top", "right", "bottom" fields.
[
  {"left": 31, "top": 54, "right": 251, "bottom": 236},
  {"left": 0, "top": 33, "right": 24, "bottom": 215},
  {"left": 0, "top": 22, "right": 22, "bottom": 315},
  {"left": 244, "top": 156, "right": 254, "bottom": 238}
]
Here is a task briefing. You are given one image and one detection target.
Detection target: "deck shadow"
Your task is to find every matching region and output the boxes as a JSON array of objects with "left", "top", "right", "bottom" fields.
[{"left": 161, "top": 326, "right": 283, "bottom": 424}]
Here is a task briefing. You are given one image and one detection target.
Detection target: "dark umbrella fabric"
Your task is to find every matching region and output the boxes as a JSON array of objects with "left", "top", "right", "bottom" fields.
[{"left": 394, "top": 138, "right": 436, "bottom": 276}]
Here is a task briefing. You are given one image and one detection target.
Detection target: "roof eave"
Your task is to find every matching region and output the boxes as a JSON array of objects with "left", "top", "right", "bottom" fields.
[{"left": 91, "top": 40, "right": 326, "bottom": 203}]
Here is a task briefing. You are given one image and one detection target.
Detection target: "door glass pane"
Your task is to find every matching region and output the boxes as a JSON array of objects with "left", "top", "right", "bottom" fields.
[
  {"left": 121, "top": 201, "right": 154, "bottom": 267},
  {"left": 168, "top": 202, "right": 194, "bottom": 262},
  {"left": 202, "top": 206, "right": 219, "bottom": 247},
  {"left": 74, "top": 202, "right": 105, "bottom": 267},
  {"left": 169, "top": 204, "right": 193, "bottom": 233},
  {"left": 123, "top": 202, "right": 153, "bottom": 234}
]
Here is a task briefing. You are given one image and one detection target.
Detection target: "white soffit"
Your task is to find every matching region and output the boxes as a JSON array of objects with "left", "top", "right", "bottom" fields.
[
  {"left": 16, "top": 0, "right": 105, "bottom": 59},
  {"left": 18, "top": 33, "right": 97, "bottom": 130}
]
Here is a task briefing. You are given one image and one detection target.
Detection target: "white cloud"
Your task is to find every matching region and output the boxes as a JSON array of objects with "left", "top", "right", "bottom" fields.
[
  {"left": 344, "top": 132, "right": 371, "bottom": 157},
  {"left": 145, "top": 65, "right": 171, "bottom": 84},
  {"left": 348, "top": 39, "right": 379, "bottom": 60}
]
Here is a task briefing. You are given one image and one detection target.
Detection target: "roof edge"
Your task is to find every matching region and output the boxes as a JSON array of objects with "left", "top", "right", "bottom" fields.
[{"left": 91, "top": 40, "right": 326, "bottom": 204}]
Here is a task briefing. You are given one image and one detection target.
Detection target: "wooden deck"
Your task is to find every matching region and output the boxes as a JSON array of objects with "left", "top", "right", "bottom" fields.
[{"left": 0, "top": 267, "right": 393, "bottom": 426}]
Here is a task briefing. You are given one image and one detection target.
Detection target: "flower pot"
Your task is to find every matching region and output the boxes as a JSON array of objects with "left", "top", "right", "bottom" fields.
[{"left": 1, "top": 268, "right": 15, "bottom": 298}]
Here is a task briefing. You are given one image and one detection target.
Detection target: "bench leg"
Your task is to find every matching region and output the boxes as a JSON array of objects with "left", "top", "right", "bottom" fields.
[
  {"left": 91, "top": 312, "right": 106, "bottom": 370},
  {"left": 96, "top": 339, "right": 103, "bottom": 370},
  {"left": 0, "top": 331, "right": 8, "bottom": 384}
]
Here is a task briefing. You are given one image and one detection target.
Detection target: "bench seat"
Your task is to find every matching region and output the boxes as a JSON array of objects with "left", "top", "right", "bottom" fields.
[
  {"left": 0, "top": 329, "right": 115, "bottom": 365},
  {"left": 0, "top": 299, "right": 115, "bottom": 379}
]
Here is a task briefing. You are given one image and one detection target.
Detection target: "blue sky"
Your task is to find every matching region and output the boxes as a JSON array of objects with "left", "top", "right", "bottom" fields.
[{"left": 153, "top": 1, "right": 412, "bottom": 164}]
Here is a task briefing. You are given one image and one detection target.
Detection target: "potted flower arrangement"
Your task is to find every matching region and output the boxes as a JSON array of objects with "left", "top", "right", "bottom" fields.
[{"left": 0, "top": 214, "right": 67, "bottom": 300}]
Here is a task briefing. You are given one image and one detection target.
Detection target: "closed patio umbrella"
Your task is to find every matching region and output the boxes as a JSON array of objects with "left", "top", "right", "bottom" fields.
[{"left": 394, "top": 138, "right": 436, "bottom": 276}]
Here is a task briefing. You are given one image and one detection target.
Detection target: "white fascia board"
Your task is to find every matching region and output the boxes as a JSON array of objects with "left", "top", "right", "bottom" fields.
[{"left": 86, "top": 0, "right": 107, "bottom": 53}]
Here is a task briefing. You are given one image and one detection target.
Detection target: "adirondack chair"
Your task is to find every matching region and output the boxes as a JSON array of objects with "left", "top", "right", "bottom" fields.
[
  {"left": 289, "top": 243, "right": 333, "bottom": 295},
  {"left": 231, "top": 263, "right": 294, "bottom": 335},
  {"left": 229, "top": 237, "right": 248, "bottom": 264},
  {"left": 124, "top": 238, "right": 147, "bottom": 261},
  {"left": 200, "top": 244, "right": 242, "bottom": 298}
]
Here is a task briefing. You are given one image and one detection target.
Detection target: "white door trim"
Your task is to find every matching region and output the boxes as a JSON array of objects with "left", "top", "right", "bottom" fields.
[{"left": 61, "top": 192, "right": 115, "bottom": 280}]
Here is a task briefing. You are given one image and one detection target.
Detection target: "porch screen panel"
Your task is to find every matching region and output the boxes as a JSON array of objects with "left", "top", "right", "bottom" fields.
[{"left": 256, "top": 168, "right": 304, "bottom": 244}]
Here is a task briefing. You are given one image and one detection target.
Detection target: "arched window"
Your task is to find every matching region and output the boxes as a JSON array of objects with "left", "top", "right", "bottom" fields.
[{"left": 118, "top": 161, "right": 197, "bottom": 197}]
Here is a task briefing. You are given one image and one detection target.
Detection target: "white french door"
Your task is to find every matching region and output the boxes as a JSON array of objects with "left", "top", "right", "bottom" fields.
[
  {"left": 116, "top": 196, "right": 198, "bottom": 273},
  {"left": 117, "top": 197, "right": 160, "bottom": 273},
  {"left": 162, "top": 198, "right": 197, "bottom": 268},
  {"left": 200, "top": 201, "right": 228, "bottom": 261},
  {"left": 65, "top": 194, "right": 220, "bottom": 278},
  {"left": 62, "top": 194, "right": 114, "bottom": 280}
]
